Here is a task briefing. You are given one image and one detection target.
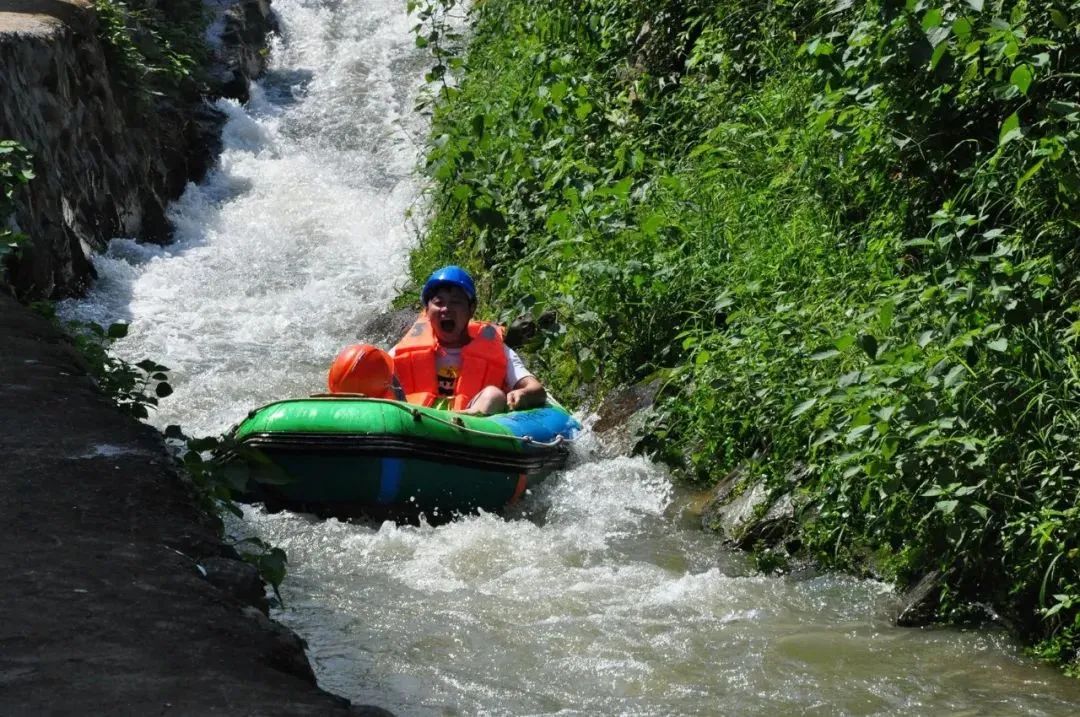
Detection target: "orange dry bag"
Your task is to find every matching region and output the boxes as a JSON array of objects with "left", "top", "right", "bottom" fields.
[{"left": 327, "top": 344, "right": 394, "bottom": 397}]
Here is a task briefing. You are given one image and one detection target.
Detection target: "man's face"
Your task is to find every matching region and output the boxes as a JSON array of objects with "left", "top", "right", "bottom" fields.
[{"left": 425, "top": 285, "right": 474, "bottom": 347}]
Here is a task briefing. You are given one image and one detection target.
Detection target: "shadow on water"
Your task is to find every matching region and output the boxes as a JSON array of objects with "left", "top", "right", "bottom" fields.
[
  {"left": 250, "top": 492, "right": 552, "bottom": 529},
  {"left": 258, "top": 67, "right": 315, "bottom": 108}
]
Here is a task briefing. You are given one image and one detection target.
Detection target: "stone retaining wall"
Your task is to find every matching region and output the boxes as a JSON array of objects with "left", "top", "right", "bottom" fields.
[{"left": 0, "top": 0, "right": 274, "bottom": 299}]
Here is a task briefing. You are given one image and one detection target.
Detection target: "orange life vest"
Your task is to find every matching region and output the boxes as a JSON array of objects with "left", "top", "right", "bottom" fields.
[{"left": 392, "top": 313, "right": 508, "bottom": 411}]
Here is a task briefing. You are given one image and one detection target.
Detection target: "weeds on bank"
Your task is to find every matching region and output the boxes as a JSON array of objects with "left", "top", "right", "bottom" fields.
[
  {"left": 0, "top": 140, "right": 34, "bottom": 270},
  {"left": 408, "top": 0, "right": 1080, "bottom": 670},
  {"left": 164, "top": 426, "right": 292, "bottom": 604},
  {"left": 94, "top": 0, "right": 206, "bottom": 100}
]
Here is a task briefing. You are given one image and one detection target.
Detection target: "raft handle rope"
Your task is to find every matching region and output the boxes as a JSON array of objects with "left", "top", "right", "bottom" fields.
[{"left": 303, "top": 394, "right": 569, "bottom": 448}]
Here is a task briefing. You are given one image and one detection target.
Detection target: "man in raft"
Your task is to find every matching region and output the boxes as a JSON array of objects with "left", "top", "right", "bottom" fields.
[{"left": 389, "top": 265, "right": 547, "bottom": 416}]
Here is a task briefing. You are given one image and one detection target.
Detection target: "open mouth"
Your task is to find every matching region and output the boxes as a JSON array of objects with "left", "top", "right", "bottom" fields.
[{"left": 439, "top": 318, "right": 456, "bottom": 332}]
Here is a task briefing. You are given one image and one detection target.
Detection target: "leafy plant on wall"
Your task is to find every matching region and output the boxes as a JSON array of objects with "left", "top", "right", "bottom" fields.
[{"left": 0, "top": 140, "right": 34, "bottom": 272}]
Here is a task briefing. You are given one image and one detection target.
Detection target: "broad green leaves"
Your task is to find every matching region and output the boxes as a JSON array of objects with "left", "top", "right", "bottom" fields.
[
  {"left": 1010, "top": 64, "right": 1033, "bottom": 95},
  {"left": 94, "top": 0, "right": 202, "bottom": 98},
  {"left": 999, "top": 112, "right": 1022, "bottom": 145},
  {"left": 1, "top": 140, "right": 35, "bottom": 264},
  {"left": 411, "top": 0, "right": 1080, "bottom": 674},
  {"left": 65, "top": 321, "right": 172, "bottom": 420}
]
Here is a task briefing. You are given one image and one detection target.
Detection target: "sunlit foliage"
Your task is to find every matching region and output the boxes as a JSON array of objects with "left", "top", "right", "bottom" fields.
[{"left": 409, "top": 0, "right": 1079, "bottom": 669}]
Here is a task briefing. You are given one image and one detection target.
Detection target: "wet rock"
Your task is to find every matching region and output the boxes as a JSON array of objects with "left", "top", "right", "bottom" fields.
[
  {"left": 896, "top": 570, "right": 944, "bottom": 627},
  {"left": 699, "top": 464, "right": 750, "bottom": 527},
  {"left": 700, "top": 461, "right": 801, "bottom": 548},
  {"left": 350, "top": 706, "right": 397, "bottom": 717},
  {"left": 240, "top": 605, "right": 318, "bottom": 683},
  {"left": 361, "top": 307, "right": 417, "bottom": 346},
  {"left": 707, "top": 479, "right": 769, "bottom": 545},
  {"left": 735, "top": 462, "right": 807, "bottom": 548},
  {"left": 784, "top": 460, "right": 810, "bottom": 485},
  {"left": 199, "top": 556, "right": 269, "bottom": 613},
  {"left": 591, "top": 378, "right": 661, "bottom": 457},
  {"left": 185, "top": 101, "right": 228, "bottom": 185},
  {"left": 208, "top": 0, "right": 281, "bottom": 103},
  {"left": 592, "top": 379, "right": 661, "bottom": 434},
  {"left": 740, "top": 492, "right": 796, "bottom": 547},
  {"left": 504, "top": 309, "right": 557, "bottom": 349}
]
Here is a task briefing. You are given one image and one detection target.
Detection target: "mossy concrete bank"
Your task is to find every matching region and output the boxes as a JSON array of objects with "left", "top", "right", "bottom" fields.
[{"left": 0, "top": 294, "right": 396, "bottom": 714}]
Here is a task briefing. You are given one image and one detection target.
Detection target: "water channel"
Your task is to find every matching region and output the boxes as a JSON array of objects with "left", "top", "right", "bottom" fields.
[{"left": 62, "top": 0, "right": 1080, "bottom": 714}]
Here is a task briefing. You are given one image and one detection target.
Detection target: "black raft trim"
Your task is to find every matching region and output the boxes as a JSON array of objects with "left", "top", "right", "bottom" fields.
[{"left": 238, "top": 432, "right": 570, "bottom": 475}]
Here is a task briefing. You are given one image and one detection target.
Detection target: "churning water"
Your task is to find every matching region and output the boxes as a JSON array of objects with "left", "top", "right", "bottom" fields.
[{"left": 62, "top": 0, "right": 1080, "bottom": 714}]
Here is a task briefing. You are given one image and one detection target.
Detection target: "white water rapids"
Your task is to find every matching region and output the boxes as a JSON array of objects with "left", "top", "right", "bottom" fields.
[{"left": 61, "top": 0, "right": 1080, "bottom": 714}]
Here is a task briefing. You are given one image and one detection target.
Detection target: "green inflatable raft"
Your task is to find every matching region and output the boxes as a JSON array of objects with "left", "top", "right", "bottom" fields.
[{"left": 231, "top": 396, "right": 580, "bottom": 518}]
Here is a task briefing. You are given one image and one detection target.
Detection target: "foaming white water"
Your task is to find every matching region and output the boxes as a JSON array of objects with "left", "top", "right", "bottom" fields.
[
  {"left": 60, "top": 1, "right": 1080, "bottom": 714},
  {"left": 241, "top": 457, "right": 765, "bottom": 713},
  {"left": 60, "top": 0, "right": 427, "bottom": 436},
  {"left": 242, "top": 454, "right": 1080, "bottom": 716}
]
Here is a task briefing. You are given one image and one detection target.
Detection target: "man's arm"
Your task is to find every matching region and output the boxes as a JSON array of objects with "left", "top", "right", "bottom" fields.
[{"left": 506, "top": 375, "right": 546, "bottom": 411}]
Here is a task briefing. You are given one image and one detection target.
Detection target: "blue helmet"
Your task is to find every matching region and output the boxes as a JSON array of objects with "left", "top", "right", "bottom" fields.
[{"left": 421, "top": 265, "right": 477, "bottom": 304}]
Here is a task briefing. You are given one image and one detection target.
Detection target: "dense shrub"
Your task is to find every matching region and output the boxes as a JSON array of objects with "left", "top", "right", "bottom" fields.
[
  {"left": 409, "top": 0, "right": 1079, "bottom": 670},
  {"left": 94, "top": 0, "right": 207, "bottom": 99}
]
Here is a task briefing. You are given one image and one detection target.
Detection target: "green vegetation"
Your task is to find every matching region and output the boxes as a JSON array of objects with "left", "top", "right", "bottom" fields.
[
  {"left": 408, "top": 0, "right": 1080, "bottom": 670},
  {"left": 0, "top": 140, "right": 34, "bottom": 270},
  {"left": 93, "top": 0, "right": 207, "bottom": 99},
  {"left": 167, "top": 428, "right": 291, "bottom": 604},
  {"left": 44, "top": 310, "right": 176, "bottom": 420}
]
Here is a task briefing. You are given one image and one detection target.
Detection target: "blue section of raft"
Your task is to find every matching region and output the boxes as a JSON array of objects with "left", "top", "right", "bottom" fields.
[
  {"left": 488, "top": 404, "right": 581, "bottom": 444},
  {"left": 378, "top": 457, "right": 404, "bottom": 504}
]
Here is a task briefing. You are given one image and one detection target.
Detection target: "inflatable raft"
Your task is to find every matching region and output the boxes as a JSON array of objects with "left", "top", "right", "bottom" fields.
[{"left": 231, "top": 396, "right": 579, "bottom": 518}]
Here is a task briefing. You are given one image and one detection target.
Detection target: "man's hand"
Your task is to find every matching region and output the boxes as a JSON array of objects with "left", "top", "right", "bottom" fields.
[
  {"left": 506, "top": 376, "right": 546, "bottom": 411},
  {"left": 506, "top": 388, "right": 527, "bottom": 411}
]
